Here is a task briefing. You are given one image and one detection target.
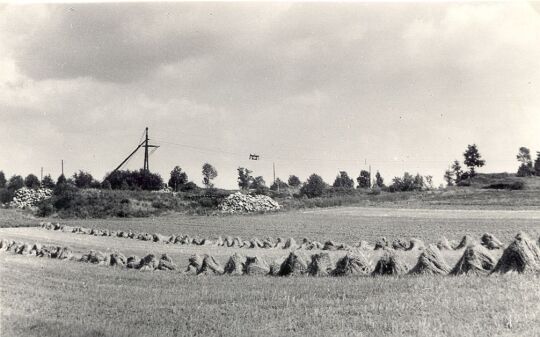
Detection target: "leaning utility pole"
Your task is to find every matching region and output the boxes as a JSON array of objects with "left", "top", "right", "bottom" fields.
[{"left": 143, "top": 127, "right": 159, "bottom": 173}]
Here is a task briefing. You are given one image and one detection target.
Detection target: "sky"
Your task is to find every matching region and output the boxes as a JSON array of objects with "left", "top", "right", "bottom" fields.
[{"left": 1, "top": 2, "right": 540, "bottom": 189}]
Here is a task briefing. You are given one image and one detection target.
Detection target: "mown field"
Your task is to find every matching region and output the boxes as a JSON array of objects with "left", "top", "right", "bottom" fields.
[{"left": 1, "top": 206, "right": 540, "bottom": 337}]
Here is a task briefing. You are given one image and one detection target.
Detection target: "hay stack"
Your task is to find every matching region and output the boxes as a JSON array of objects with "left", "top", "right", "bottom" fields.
[
  {"left": 110, "top": 252, "right": 127, "bottom": 267},
  {"left": 480, "top": 233, "right": 504, "bottom": 250},
  {"left": 214, "top": 236, "right": 224, "bottom": 246},
  {"left": 37, "top": 245, "right": 56, "bottom": 258},
  {"left": 274, "top": 237, "right": 285, "bottom": 249},
  {"left": 139, "top": 254, "right": 159, "bottom": 271},
  {"left": 29, "top": 243, "right": 42, "bottom": 256},
  {"left": 307, "top": 252, "right": 333, "bottom": 276},
  {"left": 269, "top": 259, "right": 282, "bottom": 276},
  {"left": 16, "top": 243, "right": 31, "bottom": 255},
  {"left": 262, "top": 239, "right": 274, "bottom": 249},
  {"left": 492, "top": 232, "right": 540, "bottom": 274},
  {"left": 55, "top": 247, "right": 72, "bottom": 260},
  {"left": 409, "top": 245, "right": 450, "bottom": 275},
  {"left": 356, "top": 241, "right": 374, "bottom": 250},
  {"left": 279, "top": 252, "right": 308, "bottom": 276},
  {"left": 323, "top": 241, "right": 337, "bottom": 251},
  {"left": 332, "top": 252, "right": 371, "bottom": 276},
  {"left": 198, "top": 255, "right": 224, "bottom": 275},
  {"left": 372, "top": 250, "right": 409, "bottom": 276},
  {"left": 225, "top": 236, "right": 234, "bottom": 247},
  {"left": 224, "top": 253, "right": 246, "bottom": 275},
  {"left": 186, "top": 254, "right": 204, "bottom": 274},
  {"left": 81, "top": 250, "right": 109, "bottom": 265},
  {"left": 153, "top": 233, "right": 169, "bottom": 243},
  {"left": 455, "top": 235, "right": 476, "bottom": 250},
  {"left": 450, "top": 244, "right": 496, "bottom": 275},
  {"left": 0, "top": 238, "right": 10, "bottom": 251},
  {"left": 392, "top": 239, "right": 409, "bottom": 251},
  {"left": 436, "top": 237, "right": 452, "bottom": 250},
  {"left": 374, "top": 237, "right": 389, "bottom": 250},
  {"left": 245, "top": 256, "right": 270, "bottom": 275},
  {"left": 126, "top": 256, "right": 141, "bottom": 269},
  {"left": 6, "top": 241, "right": 20, "bottom": 253},
  {"left": 283, "top": 238, "right": 298, "bottom": 250},
  {"left": 251, "top": 238, "right": 264, "bottom": 248},
  {"left": 311, "top": 241, "right": 323, "bottom": 250},
  {"left": 407, "top": 238, "right": 425, "bottom": 251},
  {"left": 157, "top": 254, "right": 176, "bottom": 271}
]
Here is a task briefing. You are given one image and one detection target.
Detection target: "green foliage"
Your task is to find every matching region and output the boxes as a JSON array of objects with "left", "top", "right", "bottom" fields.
[
  {"left": 24, "top": 174, "right": 41, "bottom": 189},
  {"left": 202, "top": 163, "right": 218, "bottom": 188},
  {"left": 300, "top": 174, "right": 327, "bottom": 198},
  {"left": 168, "top": 166, "right": 188, "bottom": 191},
  {"left": 7, "top": 175, "right": 24, "bottom": 191},
  {"left": 237, "top": 167, "right": 253, "bottom": 190},
  {"left": 333, "top": 171, "right": 354, "bottom": 189},
  {"left": 356, "top": 170, "right": 370, "bottom": 189},
  {"left": 73, "top": 170, "right": 96, "bottom": 189},
  {"left": 0, "top": 171, "right": 6, "bottom": 188},
  {"left": 41, "top": 174, "right": 56, "bottom": 189},
  {"left": 288, "top": 175, "right": 301, "bottom": 187},
  {"left": 463, "top": 144, "right": 485, "bottom": 177}
]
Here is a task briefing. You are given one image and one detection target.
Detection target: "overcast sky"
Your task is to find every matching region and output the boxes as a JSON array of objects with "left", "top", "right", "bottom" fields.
[{"left": 1, "top": 2, "right": 540, "bottom": 188}]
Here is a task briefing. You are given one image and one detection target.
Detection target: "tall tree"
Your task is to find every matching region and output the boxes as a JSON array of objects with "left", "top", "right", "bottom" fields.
[
  {"left": 356, "top": 170, "right": 371, "bottom": 188},
  {"left": 288, "top": 175, "right": 301, "bottom": 187},
  {"left": 443, "top": 169, "right": 454, "bottom": 186},
  {"left": 451, "top": 160, "right": 463, "bottom": 183},
  {"left": 201, "top": 163, "right": 218, "bottom": 188},
  {"left": 534, "top": 151, "right": 540, "bottom": 176},
  {"left": 270, "top": 178, "right": 288, "bottom": 191},
  {"left": 300, "top": 174, "right": 326, "bottom": 198},
  {"left": 374, "top": 171, "right": 385, "bottom": 188},
  {"left": 0, "top": 171, "right": 6, "bottom": 188},
  {"left": 41, "top": 174, "right": 56, "bottom": 189},
  {"left": 24, "top": 174, "right": 40, "bottom": 189},
  {"left": 516, "top": 147, "right": 534, "bottom": 177},
  {"left": 237, "top": 167, "right": 253, "bottom": 190},
  {"left": 333, "top": 171, "right": 354, "bottom": 189},
  {"left": 463, "top": 144, "right": 485, "bottom": 177},
  {"left": 73, "top": 170, "right": 95, "bottom": 188},
  {"left": 7, "top": 175, "right": 24, "bottom": 191},
  {"left": 168, "top": 166, "right": 188, "bottom": 191}
]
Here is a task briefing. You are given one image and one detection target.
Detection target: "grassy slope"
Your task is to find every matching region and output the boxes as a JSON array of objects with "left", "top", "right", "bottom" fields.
[{"left": 1, "top": 255, "right": 539, "bottom": 337}]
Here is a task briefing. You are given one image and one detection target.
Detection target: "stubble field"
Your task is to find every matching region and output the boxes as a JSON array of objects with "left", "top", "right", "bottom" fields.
[{"left": 1, "top": 206, "right": 540, "bottom": 337}]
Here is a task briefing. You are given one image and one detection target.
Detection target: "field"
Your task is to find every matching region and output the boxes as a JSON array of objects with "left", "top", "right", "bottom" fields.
[{"left": 1, "top": 206, "right": 540, "bottom": 337}]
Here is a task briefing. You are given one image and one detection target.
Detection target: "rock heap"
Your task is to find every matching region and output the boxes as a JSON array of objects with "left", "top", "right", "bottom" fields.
[
  {"left": 218, "top": 192, "right": 280, "bottom": 213},
  {"left": 9, "top": 187, "right": 53, "bottom": 208}
]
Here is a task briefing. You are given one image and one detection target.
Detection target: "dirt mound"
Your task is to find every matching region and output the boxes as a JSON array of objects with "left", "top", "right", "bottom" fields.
[
  {"left": 139, "top": 254, "right": 159, "bottom": 271},
  {"left": 110, "top": 252, "right": 127, "bottom": 267},
  {"left": 81, "top": 250, "right": 110, "bottom": 265},
  {"left": 307, "top": 252, "right": 333, "bottom": 276},
  {"left": 407, "top": 238, "right": 425, "bottom": 251},
  {"left": 157, "top": 254, "right": 176, "bottom": 271},
  {"left": 492, "top": 232, "right": 540, "bottom": 274},
  {"left": 480, "top": 233, "right": 504, "bottom": 250},
  {"left": 409, "top": 244, "right": 451, "bottom": 275},
  {"left": 218, "top": 192, "right": 280, "bottom": 213},
  {"left": 372, "top": 250, "right": 409, "bottom": 276},
  {"left": 392, "top": 239, "right": 409, "bottom": 251},
  {"left": 198, "top": 255, "right": 224, "bottom": 275},
  {"left": 455, "top": 235, "right": 476, "bottom": 249},
  {"left": 126, "top": 256, "right": 141, "bottom": 269},
  {"left": 283, "top": 238, "right": 297, "bottom": 250},
  {"left": 450, "top": 244, "right": 496, "bottom": 275},
  {"left": 436, "top": 237, "right": 452, "bottom": 250},
  {"left": 245, "top": 256, "right": 270, "bottom": 275},
  {"left": 186, "top": 254, "right": 204, "bottom": 274},
  {"left": 224, "top": 253, "right": 246, "bottom": 275},
  {"left": 279, "top": 252, "right": 308, "bottom": 276},
  {"left": 332, "top": 252, "right": 371, "bottom": 276},
  {"left": 374, "top": 237, "right": 389, "bottom": 250}
]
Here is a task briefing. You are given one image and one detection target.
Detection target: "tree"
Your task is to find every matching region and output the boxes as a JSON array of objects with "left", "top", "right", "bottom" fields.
[
  {"left": 374, "top": 171, "right": 384, "bottom": 188},
  {"left": 57, "top": 174, "right": 67, "bottom": 186},
  {"left": 357, "top": 170, "right": 371, "bottom": 189},
  {"left": 41, "top": 175, "right": 56, "bottom": 189},
  {"left": 251, "top": 176, "right": 267, "bottom": 194},
  {"left": 24, "top": 174, "right": 40, "bottom": 189},
  {"left": 0, "top": 171, "right": 6, "bottom": 188},
  {"left": 168, "top": 166, "right": 188, "bottom": 191},
  {"left": 237, "top": 167, "right": 253, "bottom": 190},
  {"left": 7, "top": 175, "right": 24, "bottom": 191},
  {"left": 73, "top": 170, "right": 95, "bottom": 189},
  {"left": 463, "top": 144, "right": 485, "bottom": 177},
  {"left": 451, "top": 160, "right": 463, "bottom": 183},
  {"left": 443, "top": 169, "right": 454, "bottom": 186},
  {"left": 288, "top": 175, "right": 301, "bottom": 187},
  {"left": 300, "top": 174, "right": 327, "bottom": 198},
  {"left": 534, "top": 152, "right": 540, "bottom": 176},
  {"left": 516, "top": 147, "right": 534, "bottom": 177},
  {"left": 333, "top": 171, "right": 354, "bottom": 189},
  {"left": 106, "top": 169, "right": 163, "bottom": 191},
  {"left": 202, "top": 163, "right": 218, "bottom": 188},
  {"left": 270, "top": 178, "right": 288, "bottom": 191}
]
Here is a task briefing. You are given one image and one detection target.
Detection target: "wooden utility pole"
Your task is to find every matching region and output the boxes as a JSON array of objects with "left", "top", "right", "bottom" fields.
[
  {"left": 61, "top": 160, "right": 64, "bottom": 176},
  {"left": 273, "top": 162, "right": 278, "bottom": 192},
  {"left": 40, "top": 167, "right": 43, "bottom": 182},
  {"left": 143, "top": 127, "right": 159, "bottom": 173}
]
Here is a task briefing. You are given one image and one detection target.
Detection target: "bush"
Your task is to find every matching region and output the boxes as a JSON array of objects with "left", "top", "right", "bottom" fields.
[
  {"left": 106, "top": 169, "right": 163, "bottom": 191},
  {"left": 300, "top": 174, "right": 327, "bottom": 198},
  {"left": 482, "top": 181, "right": 524, "bottom": 190},
  {"left": 0, "top": 188, "right": 14, "bottom": 203}
]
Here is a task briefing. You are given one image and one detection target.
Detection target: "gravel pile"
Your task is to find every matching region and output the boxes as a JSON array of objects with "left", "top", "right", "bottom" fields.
[
  {"left": 10, "top": 187, "right": 52, "bottom": 208},
  {"left": 218, "top": 192, "right": 280, "bottom": 213}
]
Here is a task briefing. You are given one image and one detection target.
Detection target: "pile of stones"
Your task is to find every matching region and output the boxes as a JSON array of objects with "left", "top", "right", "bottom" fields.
[
  {"left": 218, "top": 192, "right": 280, "bottom": 213},
  {"left": 9, "top": 187, "right": 53, "bottom": 208}
]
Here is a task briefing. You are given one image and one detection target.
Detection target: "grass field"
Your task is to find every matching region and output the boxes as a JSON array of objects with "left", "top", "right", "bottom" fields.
[{"left": 1, "top": 206, "right": 540, "bottom": 337}]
